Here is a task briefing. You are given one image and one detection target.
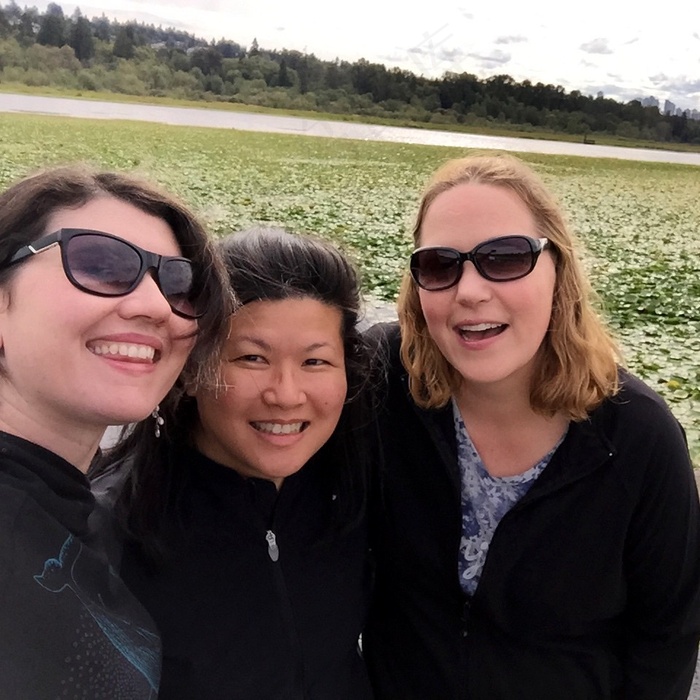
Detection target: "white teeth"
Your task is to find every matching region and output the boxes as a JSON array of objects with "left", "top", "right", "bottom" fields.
[
  {"left": 253, "top": 422, "right": 304, "bottom": 435},
  {"left": 460, "top": 322, "right": 502, "bottom": 331},
  {"left": 91, "top": 343, "right": 155, "bottom": 361}
]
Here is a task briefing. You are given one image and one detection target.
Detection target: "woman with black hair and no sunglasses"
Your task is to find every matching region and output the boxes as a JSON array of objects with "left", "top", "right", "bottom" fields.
[
  {"left": 92, "top": 227, "right": 374, "bottom": 699},
  {"left": 363, "top": 154, "right": 700, "bottom": 699},
  {"left": 0, "top": 164, "right": 231, "bottom": 698}
]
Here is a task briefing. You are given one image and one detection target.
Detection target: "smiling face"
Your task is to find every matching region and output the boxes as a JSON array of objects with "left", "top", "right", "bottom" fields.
[
  {"left": 0, "top": 196, "right": 197, "bottom": 442},
  {"left": 192, "top": 297, "right": 348, "bottom": 487},
  {"left": 417, "top": 182, "right": 557, "bottom": 399}
]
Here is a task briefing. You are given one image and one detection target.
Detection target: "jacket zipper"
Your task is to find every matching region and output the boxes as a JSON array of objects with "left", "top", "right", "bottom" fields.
[
  {"left": 266, "top": 529, "right": 280, "bottom": 561},
  {"left": 261, "top": 496, "right": 306, "bottom": 696}
]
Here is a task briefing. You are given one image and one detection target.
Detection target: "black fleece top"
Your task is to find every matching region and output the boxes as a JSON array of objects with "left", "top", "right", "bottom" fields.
[
  {"left": 107, "top": 445, "right": 373, "bottom": 700},
  {"left": 364, "top": 323, "right": 700, "bottom": 700},
  {"left": 0, "top": 431, "right": 160, "bottom": 699}
]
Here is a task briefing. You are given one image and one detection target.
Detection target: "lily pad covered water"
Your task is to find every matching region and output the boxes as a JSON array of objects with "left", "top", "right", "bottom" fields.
[{"left": 1, "top": 114, "right": 698, "bottom": 464}]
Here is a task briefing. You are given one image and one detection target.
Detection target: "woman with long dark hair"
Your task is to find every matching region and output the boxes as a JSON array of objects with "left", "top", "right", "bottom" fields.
[
  {"left": 94, "top": 227, "right": 374, "bottom": 699},
  {"left": 0, "top": 164, "right": 231, "bottom": 698}
]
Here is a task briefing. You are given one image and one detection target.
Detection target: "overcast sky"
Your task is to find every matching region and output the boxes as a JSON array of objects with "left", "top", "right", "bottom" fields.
[{"left": 28, "top": 0, "right": 700, "bottom": 112}]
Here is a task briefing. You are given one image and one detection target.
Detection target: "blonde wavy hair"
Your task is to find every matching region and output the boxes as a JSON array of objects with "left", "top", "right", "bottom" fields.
[{"left": 398, "top": 153, "right": 620, "bottom": 421}]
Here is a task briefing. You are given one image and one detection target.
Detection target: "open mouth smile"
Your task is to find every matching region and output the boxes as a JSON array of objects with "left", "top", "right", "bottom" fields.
[
  {"left": 251, "top": 421, "right": 308, "bottom": 435},
  {"left": 457, "top": 322, "right": 507, "bottom": 341},
  {"left": 89, "top": 342, "right": 158, "bottom": 362}
]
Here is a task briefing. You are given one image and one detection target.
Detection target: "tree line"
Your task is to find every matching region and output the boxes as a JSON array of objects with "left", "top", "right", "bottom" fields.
[{"left": 1, "top": 1, "right": 699, "bottom": 145}]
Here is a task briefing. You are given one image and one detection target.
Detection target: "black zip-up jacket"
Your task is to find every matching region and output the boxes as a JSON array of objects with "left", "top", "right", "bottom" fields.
[
  {"left": 364, "top": 323, "right": 700, "bottom": 700},
  {"left": 0, "top": 432, "right": 161, "bottom": 699},
  {"left": 94, "top": 445, "right": 373, "bottom": 700}
]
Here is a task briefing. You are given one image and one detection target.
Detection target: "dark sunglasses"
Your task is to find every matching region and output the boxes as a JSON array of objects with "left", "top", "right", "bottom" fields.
[
  {"left": 4, "top": 228, "right": 203, "bottom": 319},
  {"left": 410, "top": 235, "right": 550, "bottom": 291}
]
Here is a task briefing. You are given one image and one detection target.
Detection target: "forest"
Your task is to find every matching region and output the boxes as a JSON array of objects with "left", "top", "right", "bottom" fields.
[{"left": 1, "top": 1, "right": 699, "bottom": 145}]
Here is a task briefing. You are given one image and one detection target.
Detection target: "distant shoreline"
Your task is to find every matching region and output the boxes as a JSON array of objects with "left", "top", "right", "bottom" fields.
[{"left": 2, "top": 92, "right": 700, "bottom": 166}]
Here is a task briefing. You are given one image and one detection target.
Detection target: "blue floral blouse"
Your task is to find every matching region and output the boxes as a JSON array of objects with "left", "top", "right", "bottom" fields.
[{"left": 453, "top": 400, "right": 563, "bottom": 595}]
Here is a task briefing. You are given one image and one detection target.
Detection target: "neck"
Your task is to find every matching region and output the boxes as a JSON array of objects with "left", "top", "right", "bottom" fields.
[
  {"left": 454, "top": 375, "right": 534, "bottom": 423},
  {"left": 0, "top": 404, "right": 104, "bottom": 474},
  {"left": 453, "top": 378, "right": 568, "bottom": 478}
]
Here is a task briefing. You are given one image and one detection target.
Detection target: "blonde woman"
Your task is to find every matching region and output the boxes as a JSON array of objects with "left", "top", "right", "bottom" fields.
[{"left": 364, "top": 154, "right": 700, "bottom": 699}]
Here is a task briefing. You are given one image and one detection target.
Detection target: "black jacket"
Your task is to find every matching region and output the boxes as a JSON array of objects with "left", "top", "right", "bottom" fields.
[
  {"left": 95, "top": 445, "right": 373, "bottom": 700},
  {"left": 364, "top": 323, "right": 700, "bottom": 700},
  {"left": 0, "top": 431, "right": 160, "bottom": 699}
]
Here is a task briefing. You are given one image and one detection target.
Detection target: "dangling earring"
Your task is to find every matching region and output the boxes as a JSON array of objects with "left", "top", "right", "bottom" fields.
[{"left": 152, "top": 405, "right": 165, "bottom": 438}]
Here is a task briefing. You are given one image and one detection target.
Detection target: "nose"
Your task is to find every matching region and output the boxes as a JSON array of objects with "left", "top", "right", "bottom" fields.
[
  {"left": 262, "top": 367, "right": 305, "bottom": 408},
  {"left": 117, "top": 270, "right": 172, "bottom": 323},
  {"left": 453, "top": 261, "right": 492, "bottom": 305}
]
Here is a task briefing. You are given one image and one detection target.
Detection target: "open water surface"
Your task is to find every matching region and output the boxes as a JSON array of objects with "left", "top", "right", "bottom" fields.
[{"left": 2, "top": 92, "right": 700, "bottom": 166}]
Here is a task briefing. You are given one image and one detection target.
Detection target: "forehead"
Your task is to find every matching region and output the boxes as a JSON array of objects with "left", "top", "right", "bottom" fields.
[
  {"left": 421, "top": 183, "right": 536, "bottom": 246},
  {"left": 45, "top": 196, "right": 181, "bottom": 257},
  {"left": 226, "top": 298, "right": 344, "bottom": 350}
]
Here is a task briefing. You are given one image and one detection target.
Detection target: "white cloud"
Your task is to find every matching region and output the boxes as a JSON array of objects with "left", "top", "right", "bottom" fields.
[
  {"left": 580, "top": 38, "right": 613, "bottom": 55},
  {"left": 495, "top": 35, "right": 527, "bottom": 45}
]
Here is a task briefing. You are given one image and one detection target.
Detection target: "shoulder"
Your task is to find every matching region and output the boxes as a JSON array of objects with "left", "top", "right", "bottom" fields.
[
  {"left": 601, "top": 370, "right": 686, "bottom": 441},
  {"left": 364, "top": 321, "right": 403, "bottom": 373},
  {"left": 0, "top": 477, "right": 52, "bottom": 583},
  {"left": 588, "top": 370, "right": 694, "bottom": 491},
  {"left": 0, "top": 480, "right": 32, "bottom": 530},
  {"left": 364, "top": 320, "right": 400, "bottom": 349}
]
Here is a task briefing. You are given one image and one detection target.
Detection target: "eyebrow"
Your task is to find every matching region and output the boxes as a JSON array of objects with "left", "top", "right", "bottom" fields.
[{"left": 235, "top": 336, "right": 337, "bottom": 353}]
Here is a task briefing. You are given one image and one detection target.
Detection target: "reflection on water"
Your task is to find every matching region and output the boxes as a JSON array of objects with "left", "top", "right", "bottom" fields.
[{"left": 2, "top": 92, "right": 700, "bottom": 166}]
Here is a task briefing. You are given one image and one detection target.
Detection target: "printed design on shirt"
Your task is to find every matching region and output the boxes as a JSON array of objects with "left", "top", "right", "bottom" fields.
[
  {"left": 453, "top": 402, "right": 549, "bottom": 595},
  {"left": 34, "top": 534, "right": 159, "bottom": 695}
]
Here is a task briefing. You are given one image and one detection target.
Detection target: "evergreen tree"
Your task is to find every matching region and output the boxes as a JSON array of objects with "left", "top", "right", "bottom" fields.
[
  {"left": 0, "top": 7, "right": 9, "bottom": 38},
  {"left": 36, "top": 2, "right": 66, "bottom": 47},
  {"left": 113, "top": 25, "right": 135, "bottom": 59},
  {"left": 3, "top": 0, "right": 22, "bottom": 26},
  {"left": 69, "top": 13, "right": 94, "bottom": 61},
  {"left": 277, "top": 59, "right": 292, "bottom": 87},
  {"left": 17, "top": 8, "right": 38, "bottom": 46},
  {"left": 93, "top": 14, "right": 111, "bottom": 42}
]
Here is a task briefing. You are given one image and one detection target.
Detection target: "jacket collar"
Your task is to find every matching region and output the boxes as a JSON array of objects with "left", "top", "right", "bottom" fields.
[{"left": 398, "top": 373, "right": 617, "bottom": 502}]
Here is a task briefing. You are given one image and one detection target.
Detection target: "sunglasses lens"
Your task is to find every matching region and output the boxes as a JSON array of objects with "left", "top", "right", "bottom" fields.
[
  {"left": 474, "top": 237, "right": 535, "bottom": 281},
  {"left": 160, "top": 258, "right": 199, "bottom": 318},
  {"left": 411, "top": 248, "right": 461, "bottom": 290},
  {"left": 65, "top": 234, "right": 141, "bottom": 295}
]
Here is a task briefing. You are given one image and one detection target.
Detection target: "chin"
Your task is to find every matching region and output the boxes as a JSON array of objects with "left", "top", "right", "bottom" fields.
[
  {"left": 98, "top": 404, "right": 155, "bottom": 426},
  {"left": 262, "top": 463, "right": 306, "bottom": 481}
]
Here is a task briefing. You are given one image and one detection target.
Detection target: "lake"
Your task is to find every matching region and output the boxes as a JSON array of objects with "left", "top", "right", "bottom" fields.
[{"left": 2, "top": 92, "right": 700, "bottom": 166}]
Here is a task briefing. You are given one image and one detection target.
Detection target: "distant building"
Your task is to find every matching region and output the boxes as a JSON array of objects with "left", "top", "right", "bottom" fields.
[
  {"left": 663, "top": 99, "right": 676, "bottom": 115},
  {"left": 641, "top": 96, "right": 659, "bottom": 109}
]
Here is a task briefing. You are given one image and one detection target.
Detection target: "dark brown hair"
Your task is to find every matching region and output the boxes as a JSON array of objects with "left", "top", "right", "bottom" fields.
[{"left": 0, "top": 163, "right": 234, "bottom": 390}]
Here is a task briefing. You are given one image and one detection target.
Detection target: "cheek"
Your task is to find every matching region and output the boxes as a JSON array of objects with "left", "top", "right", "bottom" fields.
[
  {"left": 319, "top": 377, "right": 348, "bottom": 419},
  {"left": 196, "top": 388, "right": 247, "bottom": 443},
  {"left": 207, "top": 372, "right": 263, "bottom": 417},
  {"left": 419, "top": 297, "right": 452, "bottom": 345},
  {"left": 173, "top": 319, "right": 198, "bottom": 350},
  {"left": 418, "top": 291, "right": 444, "bottom": 327}
]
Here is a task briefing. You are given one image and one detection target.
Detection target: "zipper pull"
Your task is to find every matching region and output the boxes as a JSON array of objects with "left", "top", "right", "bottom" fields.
[{"left": 265, "top": 530, "right": 279, "bottom": 562}]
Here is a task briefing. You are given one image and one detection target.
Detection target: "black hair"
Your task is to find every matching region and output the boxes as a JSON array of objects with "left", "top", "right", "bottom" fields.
[{"left": 95, "top": 227, "right": 373, "bottom": 563}]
